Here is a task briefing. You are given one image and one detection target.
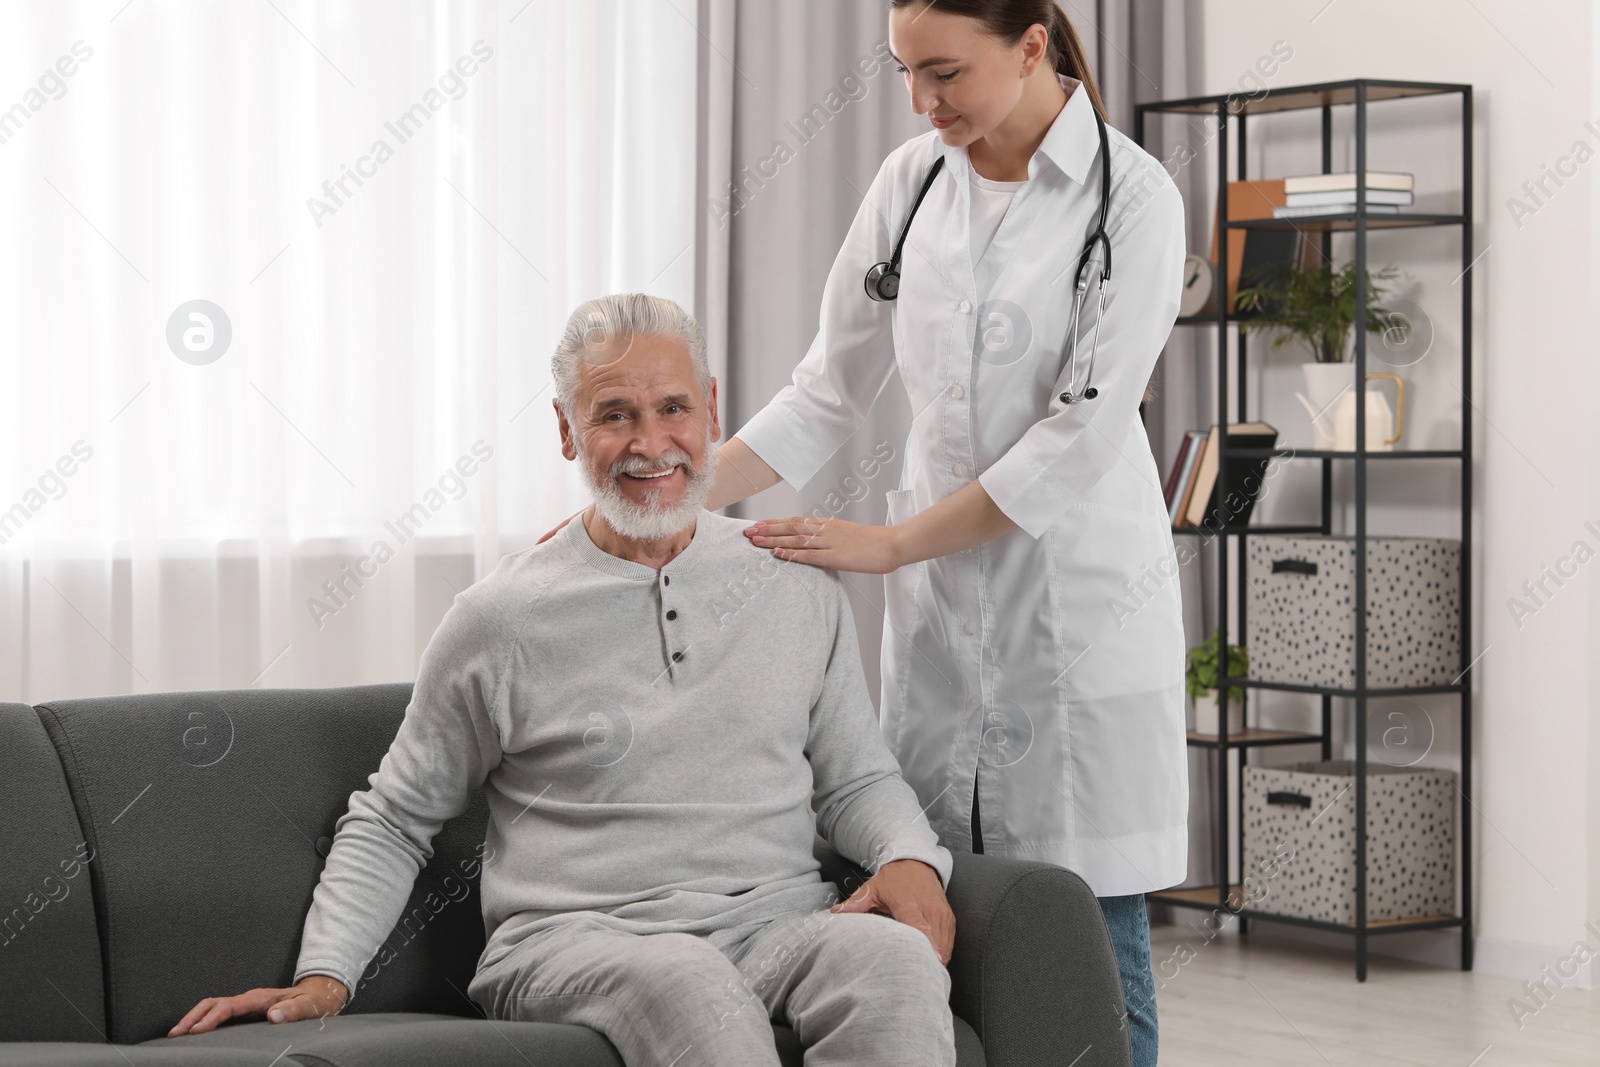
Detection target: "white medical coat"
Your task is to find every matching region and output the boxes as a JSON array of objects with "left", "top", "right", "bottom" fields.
[{"left": 737, "top": 77, "right": 1189, "bottom": 897}]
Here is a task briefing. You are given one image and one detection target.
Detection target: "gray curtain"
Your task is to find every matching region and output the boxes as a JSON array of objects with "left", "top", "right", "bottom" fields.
[
  {"left": 698, "top": 0, "right": 1216, "bottom": 892},
  {"left": 696, "top": 0, "right": 926, "bottom": 704}
]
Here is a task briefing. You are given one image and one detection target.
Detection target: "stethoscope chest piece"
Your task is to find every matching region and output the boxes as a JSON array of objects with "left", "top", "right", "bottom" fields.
[
  {"left": 863, "top": 156, "right": 946, "bottom": 304},
  {"left": 864, "top": 262, "right": 900, "bottom": 302}
]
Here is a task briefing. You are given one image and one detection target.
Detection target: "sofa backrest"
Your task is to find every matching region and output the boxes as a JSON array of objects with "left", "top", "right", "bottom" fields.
[
  {"left": 0, "top": 702, "right": 108, "bottom": 1043},
  {"left": 33, "top": 683, "right": 491, "bottom": 1044}
]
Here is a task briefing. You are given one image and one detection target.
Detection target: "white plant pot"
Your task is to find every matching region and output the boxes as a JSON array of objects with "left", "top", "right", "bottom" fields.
[{"left": 1192, "top": 690, "right": 1246, "bottom": 736}]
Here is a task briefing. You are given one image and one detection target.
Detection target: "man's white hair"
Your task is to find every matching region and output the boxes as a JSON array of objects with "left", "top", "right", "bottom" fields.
[{"left": 552, "top": 293, "right": 710, "bottom": 415}]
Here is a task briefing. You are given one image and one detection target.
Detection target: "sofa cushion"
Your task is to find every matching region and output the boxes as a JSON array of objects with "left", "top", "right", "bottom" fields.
[
  {"left": 144, "top": 1013, "right": 623, "bottom": 1067},
  {"left": 36, "top": 684, "right": 492, "bottom": 1045},
  {"left": 240, "top": 1019, "right": 978, "bottom": 1067},
  {"left": 0, "top": 1043, "right": 281, "bottom": 1066},
  {"left": 0, "top": 702, "right": 107, "bottom": 1043},
  {"left": 139, "top": 1014, "right": 983, "bottom": 1066}
]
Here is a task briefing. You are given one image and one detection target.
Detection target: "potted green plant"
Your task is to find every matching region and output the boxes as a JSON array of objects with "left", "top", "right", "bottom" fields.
[
  {"left": 1234, "top": 260, "right": 1407, "bottom": 443},
  {"left": 1186, "top": 629, "right": 1248, "bottom": 736}
]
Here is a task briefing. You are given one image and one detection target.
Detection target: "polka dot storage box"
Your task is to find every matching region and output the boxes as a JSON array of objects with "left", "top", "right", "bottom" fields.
[
  {"left": 1245, "top": 536, "right": 1461, "bottom": 689},
  {"left": 1243, "top": 760, "right": 1456, "bottom": 924}
]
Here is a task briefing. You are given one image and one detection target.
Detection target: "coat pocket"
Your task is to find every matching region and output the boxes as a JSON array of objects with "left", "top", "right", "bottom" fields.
[{"left": 883, "top": 487, "right": 914, "bottom": 526}]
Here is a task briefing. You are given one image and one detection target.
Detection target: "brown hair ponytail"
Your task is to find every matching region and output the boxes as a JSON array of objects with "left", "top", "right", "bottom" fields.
[
  {"left": 889, "top": 0, "right": 1109, "bottom": 122},
  {"left": 1043, "top": 4, "right": 1108, "bottom": 121}
]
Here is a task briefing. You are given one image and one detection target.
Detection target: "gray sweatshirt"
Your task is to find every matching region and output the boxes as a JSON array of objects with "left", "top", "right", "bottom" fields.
[{"left": 294, "top": 509, "right": 953, "bottom": 1000}]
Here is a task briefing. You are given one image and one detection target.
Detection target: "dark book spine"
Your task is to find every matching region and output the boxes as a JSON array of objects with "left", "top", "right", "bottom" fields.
[{"left": 1207, "top": 437, "right": 1276, "bottom": 527}]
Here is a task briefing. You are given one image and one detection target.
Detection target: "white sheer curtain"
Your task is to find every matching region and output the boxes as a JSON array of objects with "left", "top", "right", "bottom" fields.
[{"left": 0, "top": 0, "right": 700, "bottom": 701}]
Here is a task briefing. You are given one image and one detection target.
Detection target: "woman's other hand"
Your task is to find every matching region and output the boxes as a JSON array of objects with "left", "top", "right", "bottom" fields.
[
  {"left": 536, "top": 509, "right": 581, "bottom": 544},
  {"left": 744, "top": 516, "right": 904, "bottom": 574}
]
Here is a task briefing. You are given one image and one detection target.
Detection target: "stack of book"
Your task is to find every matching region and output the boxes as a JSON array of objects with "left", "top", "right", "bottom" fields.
[
  {"left": 1272, "top": 171, "right": 1415, "bottom": 218},
  {"left": 1164, "top": 422, "right": 1279, "bottom": 529}
]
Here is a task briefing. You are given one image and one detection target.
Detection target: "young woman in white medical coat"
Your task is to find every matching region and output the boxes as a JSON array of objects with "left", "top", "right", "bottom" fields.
[{"left": 713, "top": 3, "right": 1188, "bottom": 1063}]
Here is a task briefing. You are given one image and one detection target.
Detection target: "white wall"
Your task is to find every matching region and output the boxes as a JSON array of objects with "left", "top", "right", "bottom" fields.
[{"left": 1194, "top": 0, "right": 1598, "bottom": 984}]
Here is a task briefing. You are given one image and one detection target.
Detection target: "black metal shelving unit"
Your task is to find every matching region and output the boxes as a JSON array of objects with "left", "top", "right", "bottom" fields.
[{"left": 1133, "top": 79, "right": 1474, "bottom": 981}]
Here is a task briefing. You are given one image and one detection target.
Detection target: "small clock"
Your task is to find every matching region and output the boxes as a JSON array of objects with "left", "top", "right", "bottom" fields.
[{"left": 1179, "top": 254, "right": 1216, "bottom": 318}]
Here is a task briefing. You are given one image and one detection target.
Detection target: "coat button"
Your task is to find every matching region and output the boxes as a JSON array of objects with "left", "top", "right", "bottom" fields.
[
  {"left": 958, "top": 299, "right": 972, "bottom": 314},
  {"left": 672, "top": 651, "right": 684, "bottom": 662},
  {"left": 949, "top": 383, "right": 964, "bottom": 399},
  {"left": 964, "top": 620, "right": 978, "bottom": 636},
  {"left": 666, "top": 610, "right": 678, "bottom": 620}
]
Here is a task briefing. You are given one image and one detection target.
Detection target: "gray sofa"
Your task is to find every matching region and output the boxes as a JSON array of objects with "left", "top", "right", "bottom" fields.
[{"left": 1, "top": 684, "right": 1132, "bottom": 1066}]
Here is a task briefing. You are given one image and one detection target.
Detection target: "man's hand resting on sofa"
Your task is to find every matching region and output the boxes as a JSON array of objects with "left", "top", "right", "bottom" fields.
[
  {"left": 167, "top": 974, "right": 349, "bottom": 1036},
  {"left": 830, "top": 858, "right": 955, "bottom": 965}
]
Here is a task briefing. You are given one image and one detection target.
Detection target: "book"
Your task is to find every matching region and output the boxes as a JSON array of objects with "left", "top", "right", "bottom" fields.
[
  {"left": 1161, "top": 435, "right": 1189, "bottom": 512},
  {"left": 1273, "top": 204, "right": 1401, "bottom": 218},
  {"left": 1209, "top": 180, "right": 1324, "bottom": 311},
  {"left": 1282, "top": 171, "right": 1414, "bottom": 194},
  {"left": 1184, "top": 422, "right": 1279, "bottom": 529},
  {"left": 1285, "top": 189, "right": 1414, "bottom": 207},
  {"left": 1173, "top": 431, "right": 1208, "bottom": 527},
  {"left": 1237, "top": 227, "right": 1302, "bottom": 310},
  {"left": 1166, "top": 431, "right": 1204, "bottom": 525},
  {"left": 1166, "top": 432, "right": 1192, "bottom": 524},
  {"left": 1182, "top": 428, "right": 1222, "bottom": 528},
  {"left": 1211, "top": 180, "right": 1288, "bottom": 309}
]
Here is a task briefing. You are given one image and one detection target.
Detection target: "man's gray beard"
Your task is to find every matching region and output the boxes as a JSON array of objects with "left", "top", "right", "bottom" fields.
[{"left": 580, "top": 441, "right": 719, "bottom": 542}]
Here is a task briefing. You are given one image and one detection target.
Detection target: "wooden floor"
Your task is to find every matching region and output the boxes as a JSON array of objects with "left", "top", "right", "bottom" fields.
[{"left": 1151, "top": 922, "right": 1600, "bottom": 1065}]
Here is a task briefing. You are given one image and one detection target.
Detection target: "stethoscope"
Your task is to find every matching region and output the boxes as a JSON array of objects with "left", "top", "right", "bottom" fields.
[{"left": 864, "top": 106, "right": 1113, "bottom": 405}]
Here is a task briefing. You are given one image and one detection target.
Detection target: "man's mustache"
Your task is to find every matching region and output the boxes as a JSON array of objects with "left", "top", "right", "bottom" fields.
[{"left": 610, "top": 449, "right": 694, "bottom": 479}]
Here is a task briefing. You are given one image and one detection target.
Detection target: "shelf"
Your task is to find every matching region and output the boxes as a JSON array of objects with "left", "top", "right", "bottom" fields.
[
  {"left": 1136, "top": 78, "right": 1468, "bottom": 117},
  {"left": 1254, "top": 908, "right": 1465, "bottom": 934},
  {"left": 1170, "top": 524, "right": 1324, "bottom": 537},
  {"left": 1226, "top": 678, "right": 1467, "bottom": 698},
  {"left": 1222, "top": 448, "right": 1465, "bottom": 461},
  {"left": 1150, "top": 883, "right": 1248, "bottom": 910},
  {"left": 1147, "top": 885, "right": 1465, "bottom": 934},
  {"left": 1245, "top": 909, "right": 1465, "bottom": 935},
  {"left": 1174, "top": 314, "right": 1261, "bottom": 328},
  {"left": 1226, "top": 212, "right": 1463, "bottom": 232},
  {"left": 1187, "top": 728, "right": 1323, "bottom": 749}
]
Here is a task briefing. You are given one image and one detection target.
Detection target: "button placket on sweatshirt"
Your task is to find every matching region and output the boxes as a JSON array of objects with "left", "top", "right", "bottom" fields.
[
  {"left": 660, "top": 571, "right": 686, "bottom": 681},
  {"left": 561, "top": 515, "right": 713, "bottom": 684}
]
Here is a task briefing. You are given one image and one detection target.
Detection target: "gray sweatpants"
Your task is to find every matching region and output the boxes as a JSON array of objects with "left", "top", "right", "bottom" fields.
[{"left": 468, "top": 908, "right": 957, "bottom": 1066}]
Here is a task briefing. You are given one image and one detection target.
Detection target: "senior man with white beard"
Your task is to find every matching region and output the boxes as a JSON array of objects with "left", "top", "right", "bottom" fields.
[{"left": 169, "top": 293, "right": 959, "bottom": 1067}]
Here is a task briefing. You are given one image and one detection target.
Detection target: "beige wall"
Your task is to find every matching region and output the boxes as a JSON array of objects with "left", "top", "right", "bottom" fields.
[{"left": 1194, "top": 0, "right": 1598, "bottom": 984}]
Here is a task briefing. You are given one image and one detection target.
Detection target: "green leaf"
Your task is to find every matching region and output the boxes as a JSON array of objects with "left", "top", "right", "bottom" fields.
[
  {"left": 1186, "top": 628, "right": 1248, "bottom": 704},
  {"left": 1232, "top": 259, "right": 1403, "bottom": 362}
]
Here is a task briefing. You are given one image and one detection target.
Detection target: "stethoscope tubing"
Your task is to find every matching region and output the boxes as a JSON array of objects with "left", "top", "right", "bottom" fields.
[{"left": 865, "top": 105, "right": 1115, "bottom": 405}]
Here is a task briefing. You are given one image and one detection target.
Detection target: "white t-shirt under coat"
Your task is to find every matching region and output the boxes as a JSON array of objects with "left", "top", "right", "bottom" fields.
[{"left": 967, "top": 170, "right": 1028, "bottom": 269}]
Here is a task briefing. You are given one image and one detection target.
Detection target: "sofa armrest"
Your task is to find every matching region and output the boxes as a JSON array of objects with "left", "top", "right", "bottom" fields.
[{"left": 814, "top": 836, "right": 1131, "bottom": 1067}]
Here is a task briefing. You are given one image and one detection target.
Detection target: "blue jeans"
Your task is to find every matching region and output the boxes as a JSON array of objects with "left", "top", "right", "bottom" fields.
[{"left": 1097, "top": 893, "right": 1158, "bottom": 1067}]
